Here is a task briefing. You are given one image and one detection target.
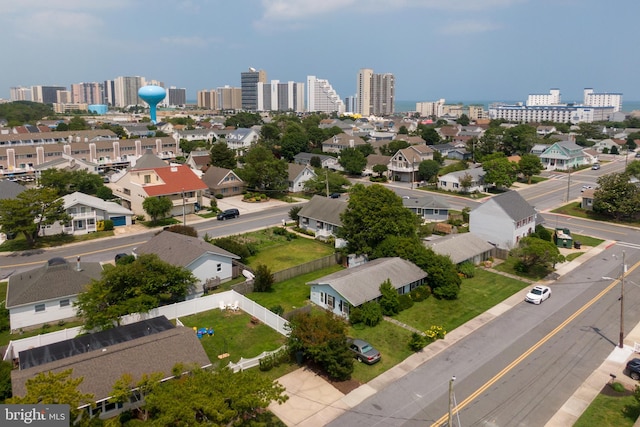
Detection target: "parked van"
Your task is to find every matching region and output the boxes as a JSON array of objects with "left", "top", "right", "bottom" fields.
[{"left": 217, "top": 208, "right": 240, "bottom": 220}]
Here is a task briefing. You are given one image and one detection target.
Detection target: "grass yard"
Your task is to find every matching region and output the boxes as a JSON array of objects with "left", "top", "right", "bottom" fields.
[
  {"left": 245, "top": 234, "right": 335, "bottom": 271},
  {"left": 0, "top": 230, "right": 115, "bottom": 252},
  {"left": 394, "top": 268, "right": 530, "bottom": 333},
  {"left": 247, "top": 264, "right": 344, "bottom": 313},
  {"left": 552, "top": 201, "right": 640, "bottom": 228},
  {"left": 178, "top": 309, "right": 286, "bottom": 365},
  {"left": 574, "top": 387, "right": 640, "bottom": 427}
]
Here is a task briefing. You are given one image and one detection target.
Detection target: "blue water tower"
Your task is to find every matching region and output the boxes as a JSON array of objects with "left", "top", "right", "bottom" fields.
[{"left": 138, "top": 85, "right": 166, "bottom": 124}]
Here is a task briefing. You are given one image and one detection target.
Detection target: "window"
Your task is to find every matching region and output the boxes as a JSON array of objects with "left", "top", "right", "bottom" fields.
[
  {"left": 35, "top": 304, "right": 45, "bottom": 312},
  {"left": 144, "top": 174, "right": 151, "bottom": 184},
  {"left": 60, "top": 299, "right": 70, "bottom": 307},
  {"left": 327, "top": 295, "right": 335, "bottom": 308},
  {"left": 217, "top": 263, "right": 222, "bottom": 272}
]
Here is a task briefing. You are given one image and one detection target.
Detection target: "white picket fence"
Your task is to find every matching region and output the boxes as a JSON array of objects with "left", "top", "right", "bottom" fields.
[
  {"left": 3, "top": 290, "right": 289, "bottom": 362},
  {"left": 227, "top": 345, "right": 286, "bottom": 373}
]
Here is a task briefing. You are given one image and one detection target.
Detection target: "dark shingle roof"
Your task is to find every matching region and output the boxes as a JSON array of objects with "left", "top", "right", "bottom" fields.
[
  {"left": 0, "top": 180, "right": 26, "bottom": 200},
  {"left": 297, "top": 195, "right": 347, "bottom": 226},
  {"left": 131, "top": 149, "right": 169, "bottom": 169},
  {"left": 6, "top": 259, "right": 103, "bottom": 308},
  {"left": 489, "top": 191, "right": 537, "bottom": 222},
  {"left": 134, "top": 231, "right": 239, "bottom": 268},
  {"left": 424, "top": 233, "right": 495, "bottom": 264}
]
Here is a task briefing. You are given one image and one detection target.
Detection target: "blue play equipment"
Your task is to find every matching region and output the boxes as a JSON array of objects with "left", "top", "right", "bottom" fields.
[
  {"left": 138, "top": 85, "right": 166, "bottom": 124},
  {"left": 196, "top": 327, "right": 214, "bottom": 339}
]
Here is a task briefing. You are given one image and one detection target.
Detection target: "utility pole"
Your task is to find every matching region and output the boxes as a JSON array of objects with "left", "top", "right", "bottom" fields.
[
  {"left": 448, "top": 376, "right": 456, "bottom": 427},
  {"left": 565, "top": 167, "right": 571, "bottom": 203},
  {"left": 619, "top": 250, "right": 626, "bottom": 348},
  {"left": 325, "top": 169, "right": 330, "bottom": 197},
  {"left": 182, "top": 189, "right": 186, "bottom": 226}
]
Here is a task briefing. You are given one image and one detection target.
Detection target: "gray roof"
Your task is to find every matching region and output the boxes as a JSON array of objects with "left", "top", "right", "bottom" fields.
[
  {"left": 130, "top": 149, "right": 169, "bottom": 169},
  {"left": 424, "top": 233, "right": 495, "bottom": 264},
  {"left": 62, "top": 192, "right": 133, "bottom": 216},
  {"left": 0, "top": 180, "right": 26, "bottom": 200},
  {"left": 288, "top": 163, "right": 314, "bottom": 181},
  {"left": 297, "top": 195, "right": 347, "bottom": 226},
  {"left": 202, "top": 166, "right": 243, "bottom": 188},
  {"left": 6, "top": 258, "right": 103, "bottom": 308},
  {"left": 485, "top": 190, "right": 537, "bottom": 222},
  {"left": 402, "top": 195, "right": 450, "bottom": 210},
  {"left": 293, "top": 152, "right": 336, "bottom": 164},
  {"left": 308, "top": 257, "right": 427, "bottom": 307},
  {"left": 134, "top": 231, "right": 239, "bottom": 268},
  {"left": 11, "top": 325, "right": 210, "bottom": 402}
]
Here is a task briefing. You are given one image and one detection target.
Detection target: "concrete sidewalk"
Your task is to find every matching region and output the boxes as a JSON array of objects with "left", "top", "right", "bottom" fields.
[{"left": 270, "top": 240, "right": 640, "bottom": 426}]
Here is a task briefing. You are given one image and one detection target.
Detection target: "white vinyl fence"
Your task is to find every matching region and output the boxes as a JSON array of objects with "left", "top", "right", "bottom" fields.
[{"left": 4, "top": 290, "right": 289, "bottom": 362}]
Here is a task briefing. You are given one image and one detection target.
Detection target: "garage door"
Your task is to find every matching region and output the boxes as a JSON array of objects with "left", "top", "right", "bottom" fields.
[{"left": 110, "top": 216, "right": 126, "bottom": 226}]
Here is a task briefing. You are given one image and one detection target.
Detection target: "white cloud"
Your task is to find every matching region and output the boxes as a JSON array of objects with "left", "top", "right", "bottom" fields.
[{"left": 438, "top": 19, "right": 502, "bottom": 35}]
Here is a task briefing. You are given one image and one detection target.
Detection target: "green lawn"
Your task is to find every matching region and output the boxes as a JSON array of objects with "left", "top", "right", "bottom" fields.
[
  {"left": 552, "top": 201, "right": 640, "bottom": 228},
  {"left": 247, "top": 265, "right": 344, "bottom": 313},
  {"left": 178, "top": 309, "right": 286, "bottom": 365},
  {"left": 395, "top": 269, "right": 530, "bottom": 333},
  {"left": 0, "top": 230, "right": 115, "bottom": 252},
  {"left": 245, "top": 236, "right": 335, "bottom": 271},
  {"left": 574, "top": 387, "right": 640, "bottom": 427}
]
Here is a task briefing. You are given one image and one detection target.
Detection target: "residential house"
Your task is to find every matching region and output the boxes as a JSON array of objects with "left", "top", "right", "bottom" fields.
[
  {"left": 423, "top": 233, "right": 494, "bottom": 265},
  {"left": 395, "top": 135, "right": 425, "bottom": 145},
  {"left": 536, "top": 125, "right": 557, "bottom": 136},
  {"left": 438, "top": 167, "right": 486, "bottom": 193},
  {"left": 469, "top": 190, "right": 538, "bottom": 249},
  {"left": 0, "top": 179, "right": 25, "bottom": 200},
  {"left": 592, "top": 138, "right": 623, "bottom": 154},
  {"left": 33, "top": 154, "right": 100, "bottom": 177},
  {"left": 297, "top": 195, "right": 347, "bottom": 241},
  {"left": 111, "top": 150, "right": 208, "bottom": 220},
  {"left": 307, "top": 257, "right": 427, "bottom": 318},
  {"left": 581, "top": 188, "right": 595, "bottom": 210},
  {"left": 224, "top": 128, "right": 259, "bottom": 153},
  {"left": 363, "top": 154, "right": 391, "bottom": 177},
  {"left": 287, "top": 163, "right": 316, "bottom": 193},
  {"left": 402, "top": 195, "right": 450, "bottom": 222},
  {"left": 122, "top": 123, "right": 154, "bottom": 138},
  {"left": 293, "top": 152, "right": 340, "bottom": 170},
  {"left": 185, "top": 150, "right": 212, "bottom": 172},
  {"left": 388, "top": 145, "right": 434, "bottom": 182},
  {"left": 11, "top": 317, "right": 210, "bottom": 419},
  {"left": 133, "top": 230, "right": 240, "bottom": 297},
  {"left": 46, "top": 191, "right": 134, "bottom": 235},
  {"left": 201, "top": 166, "right": 245, "bottom": 197},
  {"left": 537, "top": 141, "right": 587, "bottom": 170},
  {"left": 321, "top": 133, "right": 367, "bottom": 154},
  {"left": 438, "top": 125, "right": 460, "bottom": 141},
  {"left": 173, "top": 128, "right": 218, "bottom": 145},
  {"left": 6, "top": 257, "right": 103, "bottom": 330}
]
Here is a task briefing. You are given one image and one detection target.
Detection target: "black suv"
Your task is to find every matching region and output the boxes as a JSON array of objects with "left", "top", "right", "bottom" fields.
[
  {"left": 217, "top": 208, "right": 239, "bottom": 221},
  {"left": 626, "top": 358, "right": 640, "bottom": 380}
]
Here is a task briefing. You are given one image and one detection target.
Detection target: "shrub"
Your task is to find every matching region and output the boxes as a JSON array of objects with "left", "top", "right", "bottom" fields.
[
  {"left": 215, "top": 193, "right": 223, "bottom": 199},
  {"left": 102, "top": 219, "right": 114, "bottom": 231},
  {"left": 270, "top": 305, "right": 284, "bottom": 316},
  {"left": 410, "top": 285, "right": 431, "bottom": 302},
  {"left": 351, "top": 301, "right": 383, "bottom": 327},
  {"left": 289, "top": 206, "right": 302, "bottom": 221},
  {"left": 209, "top": 199, "right": 218, "bottom": 211},
  {"left": 408, "top": 332, "right": 427, "bottom": 352},
  {"left": 379, "top": 280, "right": 400, "bottom": 316},
  {"left": 253, "top": 264, "right": 274, "bottom": 292},
  {"left": 212, "top": 237, "right": 252, "bottom": 261},
  {"left": 457, "top": 262, "right": 475, "bottom": 278},
  {"left": 425, "top": 325, "right": 447, "bottom": 343},
  {"left": 432, "top": 283, "right": 459, "bottom": 300},
  {"left": 273, "top": 227, "right": 288, "bottom": 236},
  {"left": 398, "top": 294, "right": 414, "bottom": 311},
  {"left": 610, "top": 382, "right": 626, "bottom": 393},
  {"left": 164, "top": 225, "right": 198, "bottom": 237}
]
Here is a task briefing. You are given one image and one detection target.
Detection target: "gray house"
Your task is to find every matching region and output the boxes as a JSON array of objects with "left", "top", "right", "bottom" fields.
[
  {"left": 402, "top": 195, "right": 450, "bottom": 222},
  {"left": 308, "top": 257, "right": 427, "bottom": 318},
  {"left": 297, "top": 195, "right": 347, "bottom": 241},
  {"left": 424, "top": 233, "right": 494, "bottom": 265}
]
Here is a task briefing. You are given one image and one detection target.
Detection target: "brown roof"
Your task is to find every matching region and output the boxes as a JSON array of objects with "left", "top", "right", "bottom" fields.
[
  {"left": 201, "top": 166, "right": 243, "bottom": 188},
  {"left": 11, "top": 325, "right": 211, "bottom": 402}
]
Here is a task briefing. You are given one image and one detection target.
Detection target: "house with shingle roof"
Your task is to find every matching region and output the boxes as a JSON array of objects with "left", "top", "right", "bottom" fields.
[
  {"left": 185, "top": 150, "right": 212, "bottom": 172},
  {"left": 537, "top": 140, "right": 587, "bottom": 170},
  {"left": 0, "top": 179, "right": 25, "bottom": 200},
  {"left": 201, "top": 166, "right": 245, "bottom": 197},
  {"left": 293, "top": 152, "right": 340, "bottom": 170},
  {"left": 402, "top": 195, "right": 450, "bottom": 222},
  {"left": 438, "top": 167, "right": 486, "bottom": 193},
  {"left": 224, "top": 128, "right": 259, "bottom": 153},
  {"left": 287, "top": 163, "right": 316, "bottom": 193},
  {"left": 363, "top": 154, "right": 391, "bottom": 177},
  {"left": 307, "top": 257, "right": 427, "bottom": 317},
  {"left": 133, "top": 231, "right": 240, "bottom": 296},
  {"left": 321, "top": 133, "right": 367, "bottom": 154},
  {"left": 469, "top": 190, "right": 539, "bottom": 249},
  {"left": 388, "top": 145, "right": 434, "bottom": 182},
  {"left": 423, "top": 233, "right": 494, "bottom": 265},
  {"left": 6, "top": 257, "right": 104, "bottom": 330},
  {"left": 11, "top": 316, "right": 210, "bottom": 419},
  {"left": 297, "top": 195, "right": 347, "bottom": 242}
]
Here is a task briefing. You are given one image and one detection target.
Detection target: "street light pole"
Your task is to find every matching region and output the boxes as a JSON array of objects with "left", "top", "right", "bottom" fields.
[
  {"left": 182, "top": 189, "right": 186, "bottom": 226},
  {"left": 448, "top": 376, "right": 456, "bottom": 427},
  {"left": 619, "top": 250, "right": 626, "bottom": 348}
]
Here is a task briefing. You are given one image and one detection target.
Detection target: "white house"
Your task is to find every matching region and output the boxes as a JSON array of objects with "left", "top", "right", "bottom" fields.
[
  {"left": 46, "top": 192, "right": 134, "bottom": 235},
  {"left": 388, "top": 145, "right": 434, "bottom": 183},
  {"left": 469, "top": 191, "right": 538, "bottom": 249},
  {"left": 307, "top": 257, "right": 428, "bottom": 318},
  {"left": 438, "top": 167, "right": 486, "bottom": 193},
  {"left": 287, "top": 163, "right": 316, "bottom": 193},
  {"left": 6, "top": 257, "right": 104, "bottom": 331},
  {"left": 293, "top": 152, "right": 340, "bottom": 170},
  {"left": 297, "top": 195, "right": 347, "bottom": 242},
  {"left": 133, "top": 231, "right": 240, "bottom": 297},
  {"left": 321, "top": 133, "right": 367, "bottom": 154},
  {"left": 224, "top": 128, "right": 259, "bottom": 153}
]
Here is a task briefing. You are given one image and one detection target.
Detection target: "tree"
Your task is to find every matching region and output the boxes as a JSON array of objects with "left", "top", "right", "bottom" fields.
[
  {"left": 356, "top": 143, "right": 375, "bottom": 157},
  {"left": 482, "top": 156, "right": 519, "bottom": 188},
  {"left": 626, "top": 160, "right": 640, "bottom": 179},
  {"left": 238, "top": 144, "right": 288, "bottom": 194},
  {"left": 68, "top": 116, "right": 90, "bottom": 130},
  {"left": 610, "top": 144, "right": 619, "bottom": 155},
  {"left": 7, "top": 369, "right": 94, "bottom": 426},
  {"left": 339, "top": 184, "right": 419, "bottom": 255},
  {"left": 456, "top": 114, "right": 470, "bottom": 126},
  {"left": 309, "top": 155, "right": 322, "bottom": 168},
  {"left": 303, "top": 169, "right": 350, "bottom": 195},
  {"left": 398, "top": 125, "right": 409, "bottom": 134},
  {"left": 110, "top": 372, "right": 163, "bottom": 422},
  {"left": 289, "top": 205, "right": 302, "bottom": 221},
  {"left": 163, "top": 224, "right": 198, "bottom": 237},
  {"left": 502, "top": 124, "right": 538, "bottom": 155},
  {"left": 0, "top": 101, "right": 54, "bottom": 125},
  {"left": 143, "top": 367, "right": 287, "bottom": 425},
  {"left": 209, "top": 141, "right": 237, "bottom": 170},
  {"left": 420, "top": 126, "right": 441, "bottom": 145},
  {"left": 0, "top": 360, "right": 12, "bottom": 402},
  {"left": 286, "top": 310, "right": 354, "bottom": 380},
  {"left": 380, "top": 140, "right": 410, "bottom": 156},
  {"left": 379, "top": 279, "right": 400, "bottom": 315},
  {"left": 518, "top": 153, "right": 544, "bottom": 184},
  {"left": 253, "top": 264, "right": 274, "bottom": 292},
  {"left": 338, "top": 147, "right": 367, "bottom": 175},
  {"left": 75, "top": 253, "right": 197, "bottom": 331},
  {"left": 459, "top": 172, "right": 473, "bottom": 193},
  {"left": 40, "top": 169, "right": 104, "bottom": 196},
  {"left": 475, "top": 127, "right": 505, "bottom": 159},
  {"left": 593, "top": 172, "right": 640, "bottom": 220},
  {"left": 0, "top": 187, "right": 71, "bottom": 247},
  {"left": 511, "top": 236, "right": 565, "bottom": 273},
  {"left": 372, "top": 164, "right": 388, "bottom": 177},
  {"left": 418, "top": 160, "right": 440, "bottom": 183},
  {"left": 95, "top": 186, "right": 113, "bottom": 201},
  {"left": 143, "top": 196, "right": 173, "bottom": 223},
  {"left": 224, "top": 112, "right": 262, "bottom": 128}
]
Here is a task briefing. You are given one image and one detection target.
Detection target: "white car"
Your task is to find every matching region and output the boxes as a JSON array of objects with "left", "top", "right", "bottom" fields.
[{"left": 525, "top": 285, "right": 551, "bottom": 304}]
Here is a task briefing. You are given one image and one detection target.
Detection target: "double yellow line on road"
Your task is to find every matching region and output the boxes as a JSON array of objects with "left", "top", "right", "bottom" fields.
[{"left": 431, "top": 259, "right": 640, "bottom": 427}]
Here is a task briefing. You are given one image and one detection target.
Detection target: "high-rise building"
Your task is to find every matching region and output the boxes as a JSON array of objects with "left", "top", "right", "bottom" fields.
[
  {"left": 103, "top": 80, "right": 115, "bottom": 106},
  {"left": 31, "top": 85, "right": 67, "bottom": 104},
  {"left": 344, "top": 96, "right": 357, "bottom": 114},
  {"left": 71, "top": 82, "right": 104, "bottom": 104},
  {"left": 416, "top": 99, "right": 445, "bottom": 117},
  {"left": 197, "top": 89, "right": 218, "bottom": 110},
  {"left": 164, "top": 87, "right": 187, "bottom": 107},
  {"left": 10, "top": 87, "right": 32, "bottom": 101},
  {"left": 526, "top": 89, "right": 561, "bottom": 106},
  {"left": 218, "top": 86, "right": 242, "bottom": 111},
  {"left": 241, "top": 68, "right": 267, "bottom": 111},
  {"left": 583, "top": 88, "right": 622, "bottom": 112},
  {"left": 257, "top": 81, "right": 304, "bottom": 113},
  {"left": 306, "top": 76, "right": 345, "bottom": 114},
  {"left": 56, "top": 90, "right": 71, "bottom": 104},
  {"left": 114, "top": 76, "right": 146, "bottom": 108},
  {"left": 356, "top": 69, "right": 395, "bottom": 116},
  {"left": 356, "top": 68, "right": 373, "bottom": 116}
]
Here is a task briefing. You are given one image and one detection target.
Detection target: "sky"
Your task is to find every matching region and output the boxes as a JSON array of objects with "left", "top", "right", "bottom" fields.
[{"left": 3, "top": 0, "right": 640, "bottom": 104}]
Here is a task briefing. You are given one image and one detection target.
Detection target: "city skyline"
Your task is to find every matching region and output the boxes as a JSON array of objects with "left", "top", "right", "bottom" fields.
[{"left": 2, "top": 1, "right": 639, "bottom": 103}]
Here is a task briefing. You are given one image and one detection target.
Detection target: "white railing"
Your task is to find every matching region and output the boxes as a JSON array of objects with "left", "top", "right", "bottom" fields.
[{"left": 228, "top": 345, "right": 286, "bottom": 373}]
